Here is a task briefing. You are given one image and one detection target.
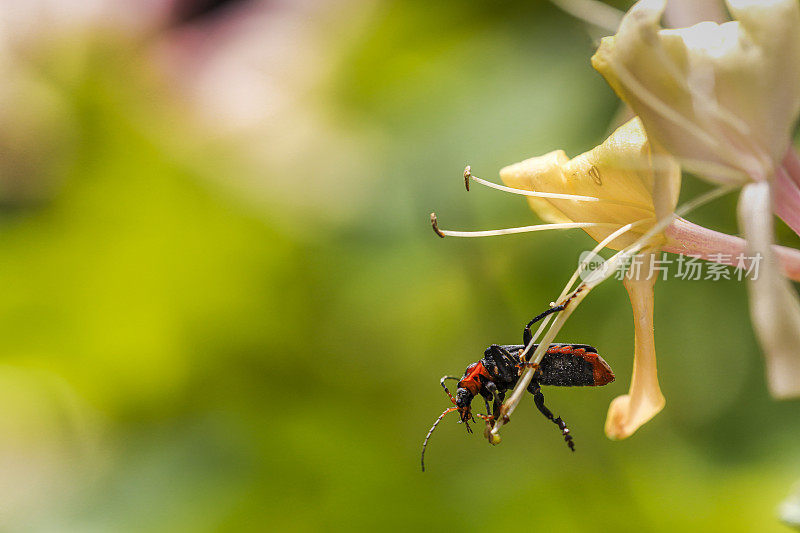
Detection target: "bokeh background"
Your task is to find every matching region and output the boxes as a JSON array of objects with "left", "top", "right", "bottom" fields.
[{"left": 1, "top": 0, "right": 799, "bottom": 531}]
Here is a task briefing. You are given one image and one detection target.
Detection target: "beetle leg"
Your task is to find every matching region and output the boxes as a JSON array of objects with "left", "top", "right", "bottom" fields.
[
  {"left": 529, "top": 381, "right": 575, "bottom": 451},
  {"left": 523, "top": 304, "right": 566, "bottom": 347},
  {"left": 484, "top": 381, "right": 503, "bottom": 421},
  {"left": 516, "top": 361, "right": 539, "bottom": 375},
  {"left": 485, "top": 345, "right": 519, "bottom": 385},
  {"left": 482, "top": 397, "right": 493, "bottom": 419}
]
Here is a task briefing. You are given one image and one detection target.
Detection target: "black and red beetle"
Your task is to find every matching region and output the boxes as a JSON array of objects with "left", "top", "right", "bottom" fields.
[{"left": 421, "top": 304, "right": 614, "bottom": 471}]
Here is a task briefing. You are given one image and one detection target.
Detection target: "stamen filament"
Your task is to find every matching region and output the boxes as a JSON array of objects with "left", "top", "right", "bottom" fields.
[
  {"left": 430, "top": 213, "right": 620, "bottom": 238},
  {"left": 560, "top": 219, "right": 651, "bottom": 299},
  {"left": 465, "top": 167, "right": 653, "bottom": 211}
]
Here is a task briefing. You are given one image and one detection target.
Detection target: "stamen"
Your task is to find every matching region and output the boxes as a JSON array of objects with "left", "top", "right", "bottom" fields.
[
  {"left": 430, "top": 213, "right": 445, "bottom": 238},
  {"left": 430, "top": 213, "right": 620, "bottom": 238},
  {"left": 464, "top": 167, "right": 652, "bottom": 211},
  {"left": 560, "top": 219, "right": 651, "bottom": 299}
]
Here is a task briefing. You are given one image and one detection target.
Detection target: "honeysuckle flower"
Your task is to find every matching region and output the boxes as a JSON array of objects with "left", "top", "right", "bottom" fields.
[
  {"left": 591, "top": 0, "right": 800, "bottom": 398},
  {"left": 434, "top": 115, "right": 800, "bottom": 439},
  {"left": 501, "top": 116, "right": 800, "bottom": 437},
  {"left": 432, "top": 0, "right": 800, "bottom": 445}
]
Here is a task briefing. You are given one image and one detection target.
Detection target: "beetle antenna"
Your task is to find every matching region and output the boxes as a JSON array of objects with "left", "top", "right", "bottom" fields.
[
  {"left": 421, "top": 407, "right": 458, "bottom": 472},
  {"left": 440, "top": 376, "right": 459, "bottom": 404}
]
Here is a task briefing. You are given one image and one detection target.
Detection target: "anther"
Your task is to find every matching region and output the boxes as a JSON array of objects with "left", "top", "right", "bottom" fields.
[
  {"left": 430, "top": 213, "right": 445, "bottom": 238},
  {"left": 463, "top": 165, "right": 471, "bottom": 191}
]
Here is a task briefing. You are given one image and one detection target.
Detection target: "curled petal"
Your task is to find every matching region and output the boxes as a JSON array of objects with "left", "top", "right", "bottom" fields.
[
  {"left": 500, "top": 118, "right": 680, "bottom": 249},
  {"left": 738, "top": 182, "right": 800, "bottom": 398},
  {"left": 605, "top": 253, "right": 665, "bottom": 439}
]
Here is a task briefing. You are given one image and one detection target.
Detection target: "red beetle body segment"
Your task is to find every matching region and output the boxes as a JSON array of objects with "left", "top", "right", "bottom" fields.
[{"left": 457, "top": 362, "right": 492, "bottom": 396}]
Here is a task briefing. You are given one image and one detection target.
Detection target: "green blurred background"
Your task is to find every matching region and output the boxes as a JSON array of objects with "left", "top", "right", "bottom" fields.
[{"left": 2, "top": 0, "right": 799, "bottom": 531}]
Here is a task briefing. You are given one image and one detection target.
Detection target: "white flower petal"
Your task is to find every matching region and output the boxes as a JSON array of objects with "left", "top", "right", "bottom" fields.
[
  {"left": 738, "top": 182, "right": 800, "bottom": 398},
  {"left": 592, "top": 0, "right": 800, "bottom": 184}
]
